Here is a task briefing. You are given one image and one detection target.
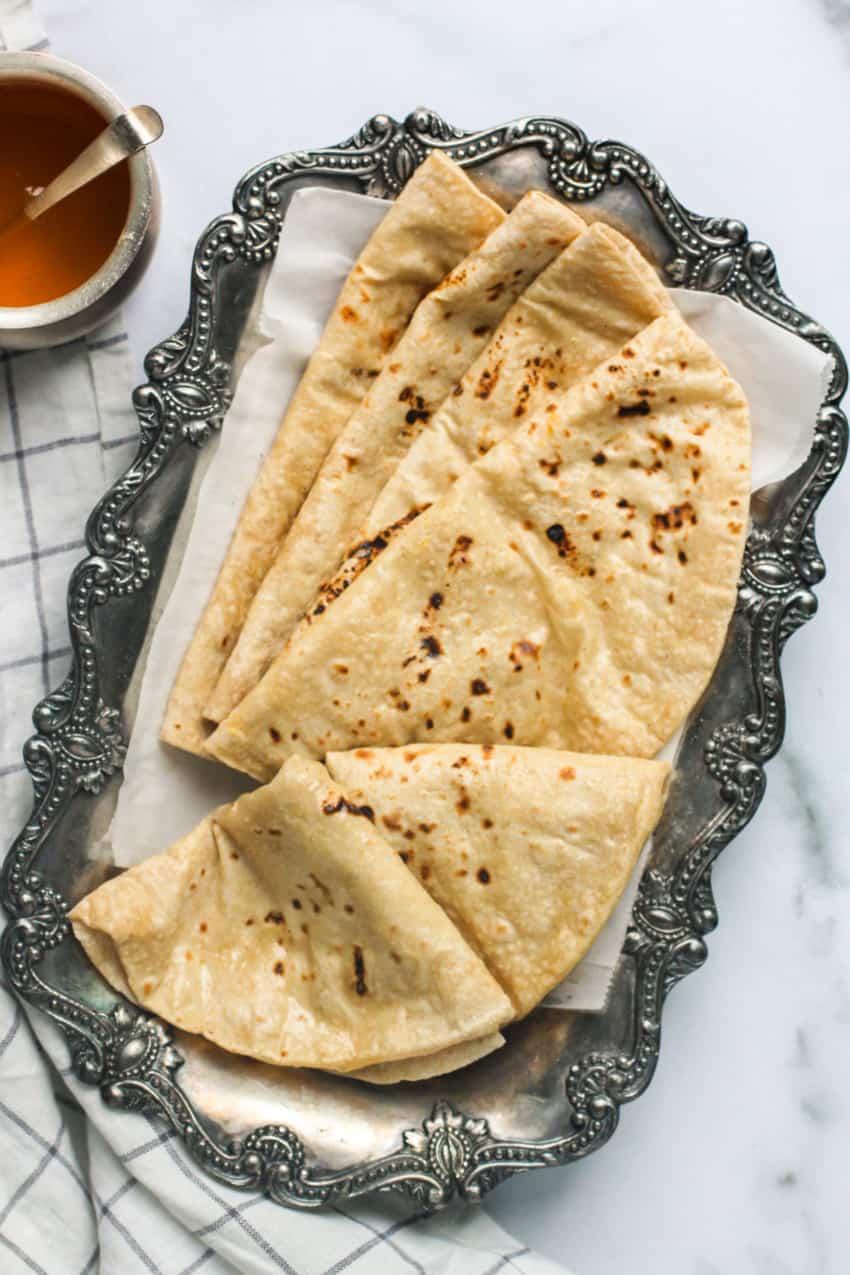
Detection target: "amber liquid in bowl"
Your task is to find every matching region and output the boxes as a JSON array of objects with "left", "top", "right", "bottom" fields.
[{"left": 0, "top": 81, "right": 131, "bottom": 308}]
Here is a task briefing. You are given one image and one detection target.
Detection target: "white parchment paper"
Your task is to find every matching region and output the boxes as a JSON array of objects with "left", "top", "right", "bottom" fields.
[{"left": 110, "top": 187, "right": 832, "bottom": 1012}]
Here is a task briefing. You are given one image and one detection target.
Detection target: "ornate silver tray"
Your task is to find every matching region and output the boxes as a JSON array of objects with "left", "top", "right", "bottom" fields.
[{"left": 2, "top": 110, "right": 846, "bottom": 1211}]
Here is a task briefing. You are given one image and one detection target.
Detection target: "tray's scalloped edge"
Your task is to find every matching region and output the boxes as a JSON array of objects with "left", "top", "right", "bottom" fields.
[{"left": 1, "top": 109, "right": 846, "bottom": 1211}]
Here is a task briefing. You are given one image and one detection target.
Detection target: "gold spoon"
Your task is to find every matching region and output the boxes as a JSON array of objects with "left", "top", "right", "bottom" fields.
[{"left": 0, "top": 105, "right": 163, "bottom": 242}]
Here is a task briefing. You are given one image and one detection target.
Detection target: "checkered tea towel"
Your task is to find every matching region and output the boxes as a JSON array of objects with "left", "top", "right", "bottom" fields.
[{"left": 0, "top": 5, "right": 573, "bottom": 1272}]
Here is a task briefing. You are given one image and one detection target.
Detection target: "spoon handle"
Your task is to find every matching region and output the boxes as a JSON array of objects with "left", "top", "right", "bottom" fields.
[{"left": 24, "top": 105, "right": 164, "bottom": 223}]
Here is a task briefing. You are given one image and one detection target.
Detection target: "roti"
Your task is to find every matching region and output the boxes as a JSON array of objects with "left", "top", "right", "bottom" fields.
[
  {"left": 205, "top": 194, "right": 588, "bottom": 723},
  {"left": 206, "top": 311, "right": 750, "bottom": 778},
  {"left": 301, "top": 223, "right": 671, "bottom": 626},
  {"left": 70, "top": 756, "right": 512, "bottom": 1071},
  {"left": 327, "top": 744, "right": 669, "bottom": 1016},
  {"left": 161, "top": 152, "right": 504, "bottom": 755},
  {"left": 204, "top": 190, "right": 587, "bottom": 723},
  {"left": 206, "top": 216, "right": 672, "bottom": 729},
  {"left": 363, "top": 222, "right": 671, "bottom": 536}
]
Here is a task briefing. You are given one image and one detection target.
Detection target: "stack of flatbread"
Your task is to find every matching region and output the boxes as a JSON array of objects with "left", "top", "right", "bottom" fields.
[{"left": 72, "top": 152, "right": 751, "bottom": 1083}]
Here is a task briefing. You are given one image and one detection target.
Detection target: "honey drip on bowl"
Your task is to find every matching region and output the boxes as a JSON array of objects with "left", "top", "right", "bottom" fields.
[{"left": 0, "top": 82, "right": 131, "bottom": 308}]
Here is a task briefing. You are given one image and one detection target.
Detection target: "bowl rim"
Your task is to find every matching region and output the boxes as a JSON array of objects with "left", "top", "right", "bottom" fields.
[{"left": 0, "top": 50, "right": 155, "bottom": 332}]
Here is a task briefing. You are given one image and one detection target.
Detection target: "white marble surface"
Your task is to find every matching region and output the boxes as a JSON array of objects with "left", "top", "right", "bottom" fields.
[{"left": 38, "top": 0, "right": 850, "bottom": 1271}]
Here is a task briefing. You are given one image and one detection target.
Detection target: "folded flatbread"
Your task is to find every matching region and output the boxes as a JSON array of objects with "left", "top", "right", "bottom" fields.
[
  {"left": 70, "top": 756, "right": 512, "bottom": 1071},
  {"left": 206, "top": 312, "right": 751, "bottom": 778},
  {"left": 302, "top": 223, "right": 671, "bottom": 623},
  {"left": 205, "top": 191, "right": 587, "bottom": 723},
  {"left": 328, "top": 745, "right": 669, "bottom": 1016},
  {"left": 363, "top": 222, "right": 671, "bottom": 536},
  {"left": 161, "top": 152, "right": 504, "bottom": 755}
]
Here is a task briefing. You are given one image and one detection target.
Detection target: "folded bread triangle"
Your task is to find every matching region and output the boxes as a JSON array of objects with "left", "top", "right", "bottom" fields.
[
  {"left": 162, "top": 151, "right": 505, "bottom": 756},
  {"left": 205, "top": 189, "right": 587, "bottom": 723},
  {"left": 70, "top": 755, "right": 512, "bottom": 1072},
  {"left": 328, "top": 744, "right": 669, "bottom": 1016},
  {"left": 363, "top": 220, "right": 671, "bottom": 536},
  {"left": 207, "top": 311, "right": 750, "bottom": 779}
]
